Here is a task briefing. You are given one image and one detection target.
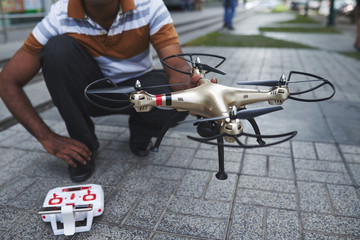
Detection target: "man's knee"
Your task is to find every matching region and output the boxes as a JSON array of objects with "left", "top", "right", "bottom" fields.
[{"left": 40, "top": 35, "right": 79, "bottom": 66}]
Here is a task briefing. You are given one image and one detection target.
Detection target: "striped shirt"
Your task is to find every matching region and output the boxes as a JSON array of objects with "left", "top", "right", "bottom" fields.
[{"left": 23, "top": 0, "right": 179, "bottom": 83}]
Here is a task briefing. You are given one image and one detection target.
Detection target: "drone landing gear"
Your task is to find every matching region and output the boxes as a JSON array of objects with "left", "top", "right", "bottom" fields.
[
  {"left": 151, "top": 110, "right": 185, "bottom": 152},
  {"left": 216, "top": 136, "right": 228, "bottom": 180},
  {"left": 248, "top": 118, "right": 266, "bottom": 145}
]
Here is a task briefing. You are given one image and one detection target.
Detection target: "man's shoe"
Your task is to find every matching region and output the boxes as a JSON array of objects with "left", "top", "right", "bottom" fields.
[
  {"left": 130, "top": 133, "right": 152, "bottom": 157},
  {"left": 68, "top": 151, "right": 97, "bottom": 182}
]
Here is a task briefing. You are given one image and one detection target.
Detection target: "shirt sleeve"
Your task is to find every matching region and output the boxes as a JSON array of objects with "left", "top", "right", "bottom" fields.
[
  {"left": 22, "top": 1, "right": 62, "bottom": 55},
  {"left": 149, "top": 0, "right": 179, "bottom": 50}
]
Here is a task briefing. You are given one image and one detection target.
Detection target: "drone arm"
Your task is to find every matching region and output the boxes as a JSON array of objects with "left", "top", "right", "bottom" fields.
[{"left": 228, "top": 87, "right": 290, "bottom": 107}]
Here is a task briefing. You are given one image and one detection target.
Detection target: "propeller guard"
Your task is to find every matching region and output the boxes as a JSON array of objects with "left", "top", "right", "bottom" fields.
[
  {"left": 161, "top": 53, "right": 226, "bottom": 75},
  {"left": 187, "top": 131, "right": 297, "bottom": 149}
]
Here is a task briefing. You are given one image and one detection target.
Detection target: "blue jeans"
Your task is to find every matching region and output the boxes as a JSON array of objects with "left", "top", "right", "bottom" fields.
[{"left": 224, "top": 1, "right": 237, "bottom": 27}]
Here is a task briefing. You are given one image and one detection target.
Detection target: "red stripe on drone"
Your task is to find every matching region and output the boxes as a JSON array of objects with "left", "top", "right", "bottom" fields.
[{"left": 156, "top": 95, "right": 163, "bottom": 106}]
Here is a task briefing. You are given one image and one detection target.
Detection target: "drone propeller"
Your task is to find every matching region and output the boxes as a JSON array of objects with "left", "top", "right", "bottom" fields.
[
  {"left": 86, "top": 79, "right": 188, "bottom": 95},
  {"left": 235, "top": 106, "right": 283, "bottom": 119},
  {"left": 187, "top": 130, "right": 297, "bottom": 149},
  {"left": 161, "top": 53, "right": 227, "bottom": 75},
  {"left": 236, "top": 80, "right": 282, "bottom": 87},
  {"left": 196, "top": 63, "right": 226, "bottom": 75},
  {"left": 181, "top": 106, "right": 283, "bottom": 124},
  {"left": 237, "top": 74, "right": 287, "bottom": 87}
]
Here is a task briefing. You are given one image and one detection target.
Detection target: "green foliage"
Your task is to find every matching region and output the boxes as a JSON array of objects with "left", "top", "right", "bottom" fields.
[
  {"left": 280, "top": 14, "right": 321, "bottom": 24},
  {"left": 340, "top": 52, "right": 360, "bottom": 61}
]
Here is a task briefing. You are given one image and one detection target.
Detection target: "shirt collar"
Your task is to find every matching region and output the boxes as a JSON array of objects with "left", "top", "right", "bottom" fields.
[{"left": 68, "top": 0, "right": 136, "bottom": 19}]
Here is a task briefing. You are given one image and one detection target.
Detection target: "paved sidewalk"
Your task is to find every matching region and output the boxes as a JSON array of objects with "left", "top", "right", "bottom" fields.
[{"left": 1, "top": 6, "right": 360, "bottom": 240}]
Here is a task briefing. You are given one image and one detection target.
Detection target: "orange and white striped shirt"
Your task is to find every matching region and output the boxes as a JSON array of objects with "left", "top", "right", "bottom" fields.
[{"left": 23, "top": 0, "right": 179, "bottom": 83}]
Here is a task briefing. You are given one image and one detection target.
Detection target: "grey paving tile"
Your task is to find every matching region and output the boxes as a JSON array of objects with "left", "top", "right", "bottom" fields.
[
  {"left": 128, "top": 165, "right": 185, "bottom": 180},
  {"left": 343, "top": 153, "right": 360, "bottom": 164},
  {"left": 145, "top": 146, "right": 175, "bottom": 165},
  {"left": 268, "top": 156, "right": 294, "bottom": 179},
  {"left": 22, "top": 155, "right": 69, "bottom": 180},
  {"left": 195, "top": 148, "right": 243, "bottom": 162},
  {"left": 241, "top": 154, "right": 267, "bottom": 176},
  {"left": 7, "top": 178, "right": 72, "bottom": 211},
  {"left": 302, "top": 213, "right": 360, "bottom": 238},
  {"left": 101, "top": 146, "right": 143, "bottom": 163},
  {"left": 190, "top": 157, "right": 241, "bottom": 173},
  {"left": 327, "top": 184, "right": 360, "bottom": 217},
  {"left": 168, "top": 196, "right": 231, "bottom": 219},
  {"left": 94, "top": 161, "right": 133, "bottom": 187},
  {"left": 151, "top": 233, "right": 199, "bottom": 240},
  {"left": 125, "top": 193, "right": 170, "bottom": 230},
  {"left": 340, "top": 144, "right": 360, "bottom": 155},
  {"left": 73, "top": 223, "right": 150, "bottom": 240},
  {"left": 238, "top": 175, "right": 296, "bottom": 193},
  {"left": 161, "top": 137, "right": 201, "bottom": 149},
  {"left": 297, "top": 182, "right": 331, "bottom": 213},
  {"left": 0, "top": 208, "right": 22, "bottom": 230},
  {"left": 0, "top": 130, "right": 16, "bottom": 143},
  {"left": 295, "top": 158, "right": 347, "bottom": 173},
  {"left": 205, "top": 173, "right": 237, "bottom": 201},
  {"left": 245, "top": 142, "right": 291, "bottom": 158},
  {"left": 296, "top": 169, "right": 352, "bottom": 185},
  {"left": 1, "top": 212, "right": 46, "bottom": 240},
  {"left": 157, "top": 213, "right": 226, "bottom": 239},
  {"left": 292, "top": 141, "right": 317, "bottom": 160},
  {"left": 228, "top": 204, "right": 264, "bottom": 240},
  {"left": 164, "top": 147, "right": 196, "bottom": 168},
  {"left": 0, "top": 177, "right": 39, "bottom": 205},
  {"left": 266, "top": 208, "right": 301, "bottom": 240},
  {"left": 236, "top": 188, "right": 297, "bottom": 210},
  {"left": 120, "top": 175, "right": 178, "bottom": 194},
  {"left": 101, "top": 188, "right": 142, "bottom": 224},
  {"left": 0, "top": 148, "right": 26, "bottom": 167},
  {"left": 176, "top": 170, "right": 211, "bottom": 198},
  {"left": 348, "top": 163, "right": 360, "bottom": 185},
  {"left": 315, "top": 143, "right": 342, "bottom": 161},
  {"left": 304, "top": 232, "right": 354, "bottom": 240}
]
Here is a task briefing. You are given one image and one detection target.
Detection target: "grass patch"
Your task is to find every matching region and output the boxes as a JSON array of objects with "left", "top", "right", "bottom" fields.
[
  {"left": 280, "top": 14, "right": 321, "bottom": 24},
  {"left": 259, "top": 26, "right": 340, "bottom": 33},
  {"left": 185, "top": 31, "right": 313, "bottom": 48},
  {"left": 272, "top": 4, "right": 291, "bottom": 13},
  {"left": 340, "top": 51, "right": 360, "bottom": 61}
]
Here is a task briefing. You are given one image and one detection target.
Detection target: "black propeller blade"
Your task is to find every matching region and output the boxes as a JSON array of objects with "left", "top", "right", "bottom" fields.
[
  {"left": 87, "top": 86, "right": 135, "bottom": 95},
  {"left": 197, "top": 63, "right": 226, "bottom": 75},
  {"left": 180, "top": 106, "right": 283, "bottom": 124},
  {"left": 236, "top": 106, "right": 283, "bottom": 119},
  {"left": 86, "top": 82, "right": 188, "bottom": 95},
  {"left": 236, "top": 80, "right": 282, "bottom": 87}
]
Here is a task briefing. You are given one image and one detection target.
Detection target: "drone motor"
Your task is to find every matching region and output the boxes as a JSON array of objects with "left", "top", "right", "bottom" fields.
[{"left": 221, "top": 118, "right": 243, "bottom": 143}]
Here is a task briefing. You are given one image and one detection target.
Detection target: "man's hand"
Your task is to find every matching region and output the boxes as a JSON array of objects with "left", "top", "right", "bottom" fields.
[
  {"left": 40, "top": 132, "right": 92, "bottom": 167},
  {"left": 190, "top": 74, "right": 218, "bottom": 88}
]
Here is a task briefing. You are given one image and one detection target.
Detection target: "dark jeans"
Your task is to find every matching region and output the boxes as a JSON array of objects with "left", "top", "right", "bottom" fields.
[{"left": 40, "top": 35, "right": 187, "bottom": 151}]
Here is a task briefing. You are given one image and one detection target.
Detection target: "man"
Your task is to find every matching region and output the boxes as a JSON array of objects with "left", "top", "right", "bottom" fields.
[
  {"left": 354, "top": 0, "right": 360, "bottom": 50},
  {"left": 223, "top": 0, "right": 238, "bottom": 30},
  {"left": 0, "top": 0, "right": 196, "bottom": 182}
]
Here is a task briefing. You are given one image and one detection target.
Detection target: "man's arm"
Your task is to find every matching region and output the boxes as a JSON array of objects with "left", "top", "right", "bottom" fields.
[
  {"left": 0, "top": 48, "right": 91, "bottom": 167},
  {"left": 156, "top": 43, "right": 194, "bottom": 91},
  {"left": 157, "top": 43, "right": 217, "bottom": 90}
]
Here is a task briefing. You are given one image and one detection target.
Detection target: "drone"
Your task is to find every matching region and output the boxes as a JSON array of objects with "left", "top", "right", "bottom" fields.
[{"left": 84, "top": 53, "right": 335, "bottom": 180}]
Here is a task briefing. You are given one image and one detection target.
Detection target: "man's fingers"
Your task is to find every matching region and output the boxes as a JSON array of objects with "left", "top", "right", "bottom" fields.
[
  {"left": 67, "top": 148, "right": 88, "bottom": 165},
  {"left": 68, "top": 138, "right": 92, "bottom": 156},
  {"left": 58, "top": 153, "right": 77, "bottom": 167}
]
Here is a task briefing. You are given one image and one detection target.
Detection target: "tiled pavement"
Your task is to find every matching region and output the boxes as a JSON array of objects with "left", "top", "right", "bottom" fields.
[
  {"left": 1, "top": 5, "right": 360, "bottom": 240},
  {"left": 1, "top": 45, "right": 360, "bottom": 239}
]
